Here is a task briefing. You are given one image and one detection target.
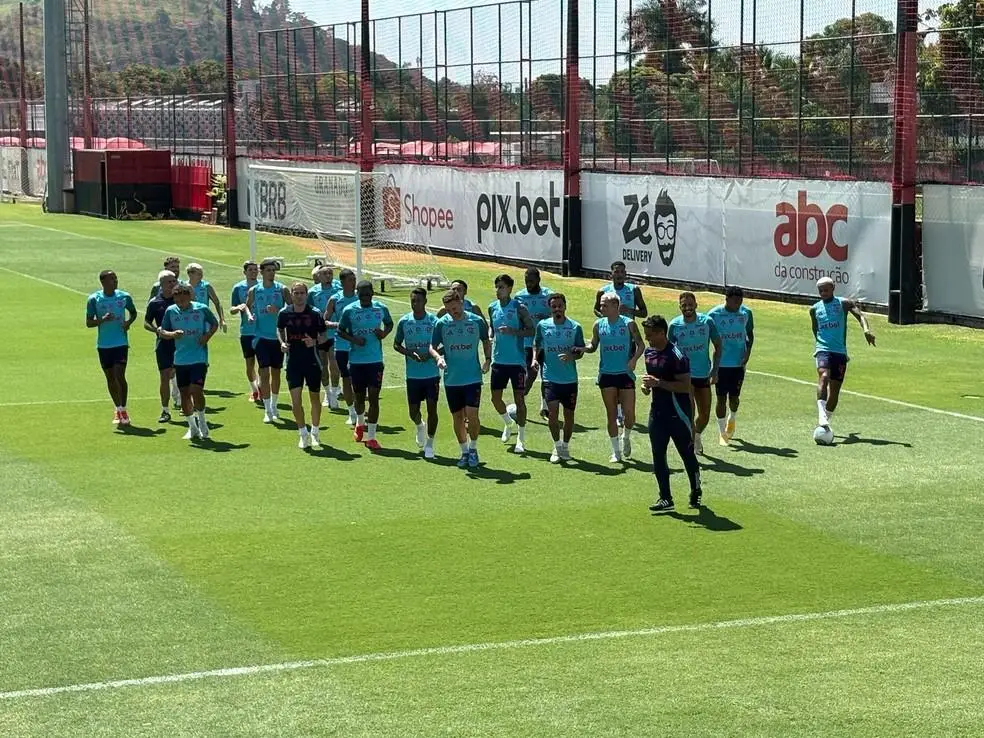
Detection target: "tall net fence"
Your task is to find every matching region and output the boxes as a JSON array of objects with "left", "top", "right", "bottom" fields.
[{"left": 1, "top": 0, "right": 984, "bottom": 182}]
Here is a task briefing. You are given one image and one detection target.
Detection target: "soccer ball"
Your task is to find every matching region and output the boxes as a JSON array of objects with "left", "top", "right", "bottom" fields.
[
  {"left": 506, "top": 403, "right": 518, "bottom": 422},
  {"left": 813, "top": 426, "right": 835, "bottom": 446}
]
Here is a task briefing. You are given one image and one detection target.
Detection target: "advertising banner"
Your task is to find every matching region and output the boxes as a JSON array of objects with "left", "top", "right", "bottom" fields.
[{"left": 922, "top": 185, "right": 984, "bottom": 317}]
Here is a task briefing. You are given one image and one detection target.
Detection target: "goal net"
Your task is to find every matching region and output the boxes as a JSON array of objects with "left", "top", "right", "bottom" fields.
[
  {"left": 0, "top": 147, "right": 44, "bottom": 204},
  {"left": 246, "top": 163, "right": 449, "bottom": 291}
]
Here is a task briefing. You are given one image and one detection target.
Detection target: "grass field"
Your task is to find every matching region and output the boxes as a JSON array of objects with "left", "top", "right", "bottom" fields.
[{"left": 1, "top": 202, "right": 983, "bottom": 736}]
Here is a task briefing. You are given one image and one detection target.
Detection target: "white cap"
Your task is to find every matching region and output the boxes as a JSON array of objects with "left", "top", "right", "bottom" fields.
[{"left": 817, "top": 277, "right": 834, "bottom": 288}]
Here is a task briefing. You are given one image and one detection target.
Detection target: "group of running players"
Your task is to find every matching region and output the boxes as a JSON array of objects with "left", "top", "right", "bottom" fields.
[{"left": 85, "top": 255, "right": 875, "bottom": 512}]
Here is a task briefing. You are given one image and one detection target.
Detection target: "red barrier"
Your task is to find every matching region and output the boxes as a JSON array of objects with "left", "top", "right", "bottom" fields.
[{"left": 171, "top": 161, "right": 212, "bottom": 213}]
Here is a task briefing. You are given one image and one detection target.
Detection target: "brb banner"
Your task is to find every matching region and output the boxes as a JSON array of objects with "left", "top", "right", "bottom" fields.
[
  {"left": 921, "top": 185, "right": 984, "bottom": 318},
  {"left": 374, "top": 164, "right": 564, "bottom": 264},
  {"left": 581, "top": 173, "right": 891, "bottom": 304}
]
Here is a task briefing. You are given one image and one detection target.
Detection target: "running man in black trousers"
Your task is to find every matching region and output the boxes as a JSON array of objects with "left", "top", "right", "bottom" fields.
[{"left": 640, "top": 315, "right": 703, "bottom": 513}]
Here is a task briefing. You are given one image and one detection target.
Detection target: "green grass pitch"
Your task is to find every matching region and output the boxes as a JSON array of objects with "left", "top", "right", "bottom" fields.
[{"left": 1, "top": 202, "right": 983, "bottom": 736}]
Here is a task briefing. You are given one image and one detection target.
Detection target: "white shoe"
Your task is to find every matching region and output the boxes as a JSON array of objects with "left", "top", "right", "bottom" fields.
[
  {"left": 514, "top": 439, "right": 526, "bottom": 454},
  {"left": 322, "top": 395, "right": 331, "bottom": 407},
  {"left": 609, "top": 452, "right": 622, "bottom": 463},
  {"left": 415, "top": 426, "right": 427, "bottom": 448},
  {"left": 501, "top": 424, "right": 513, "bottom": 443},
  {"left": 182, "top": 421, "right": 200, "bottom": 441},
  {"left": 310, "top": 430, "right": 322, "bottom": 449},
  {"left": 622, "top": 436, "right": 632, "bottom": 459},
  {"left": 559, "top": 443, "right": 571, "bottom": 461},
  {"left": 550, "top": 448, "right": 561, "bottom": 463},
  {"left": 263, "top": 413, "right": 274, "bottom": 424},
  {"left": 298, "top": 433, "right": 311, "bottom": 449},
  {"left": 346, "top": 415, "right": 356, "bottom": 427},
  {"left": 424, "top": 445, "right": 435, "bottom": 460},
  {"left": 694, "top": 434, "right": 704, "bottom": 455}
]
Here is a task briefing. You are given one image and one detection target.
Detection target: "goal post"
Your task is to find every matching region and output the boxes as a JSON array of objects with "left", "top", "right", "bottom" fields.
[
  {"left": 245, "top": 163, "right": 450, "bottom": 291},
  {"left": 0, "top": 147, "right": 44, "bottom": 204}
]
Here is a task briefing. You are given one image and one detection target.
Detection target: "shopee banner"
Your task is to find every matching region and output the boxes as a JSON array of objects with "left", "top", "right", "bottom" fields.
[
  {"left": 726, "top": 179, "right": 891, "bottom": 304},
  {"left": 922, "top": 185, "right": 984, "bottom": 317},
  {"left": 581, "top": 174, "right": 891, "bottom": 304},
  {"left": 375, "top": 164, "right": 564, "bottom": 264}
]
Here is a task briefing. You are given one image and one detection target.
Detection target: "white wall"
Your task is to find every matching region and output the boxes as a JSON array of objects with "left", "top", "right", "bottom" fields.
[{"left": 922, "top": 185, "right": 984, "bottom": 317}]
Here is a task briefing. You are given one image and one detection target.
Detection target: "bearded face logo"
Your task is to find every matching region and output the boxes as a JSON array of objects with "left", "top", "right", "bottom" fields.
[{"left": 653, "top": 189, "right": 677, "bottom": 267}]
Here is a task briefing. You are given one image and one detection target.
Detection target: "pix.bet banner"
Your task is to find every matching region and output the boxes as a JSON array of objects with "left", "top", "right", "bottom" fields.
[
  {"left": 726, "top": 179, "right": 891, "bottom": 304},
  {"left": 374, "top": 164, "right": 564, "bottom": 264},
  {"left": 921, "top": 185, "right": 984, "bottom": 317},
  {"left": 581, "top": 172, "right": 727, "bottom": 284}
]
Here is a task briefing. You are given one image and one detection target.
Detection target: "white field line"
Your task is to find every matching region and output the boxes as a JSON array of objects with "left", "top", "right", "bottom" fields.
[
  {"left": 0, "top": 265, "right": 87, "bottom": 296},
  {"left": 748, "top": 370, "right": 984, "bottom": 424},
  {"left": 1, "top": 594, "right": 982, "bottom": 701}
]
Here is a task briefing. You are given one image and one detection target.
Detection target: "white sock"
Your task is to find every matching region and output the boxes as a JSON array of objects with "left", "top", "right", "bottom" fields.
[
  {"left": 348, "top": 405, "right": 357, "bottom": 421},
  {"left": 263, "top": 397, "right": 273, "bottom": 414},
  {"left": 826, "top": 409, "right": 834, "bottom": 425},
  {"left": 555, "top": 440, "right": 563, "bottom": 450},
  {"left": 356, "top": 414, "right": 365, "bottom": 426},
  {"left": 368, "top": 423, "right": 377, "bottom": 440},
  {"left": 717, "top": 417, "right": 727, "bottom": 434},
  {"left": 271, "top": 394, "right": 279, "bottom": 411},
  {"left": 196, "top": 409, "right": 206, "bottom": 427},
  {"left": 417, "top": 422, "right": 426, "bottom": 435},
  {"left": 540, "top": 397, "right": 548, "bottom": 412},
  {"left": 622, "top": 428, "right": 632, "bottom": 444},
  {"left": 468, "top": 438, "right": 477, "bottom": 450},
  {"left": 426, "top": 435, "right": 434, "bottom": 447},
  {"left": 187, "top": 414, "right": 198, "bottom": 431},
  {"left": 728, "top": 408, "right": 738, "bottom": 422},
  {"left": 115, "top": 405, "right": 123, "bottom": 412},
  {"left": 501, "top": 412, "right": 512, "bottom": 426},
  {"left": 161, "top": 405, "right": 168, "bottom": 414},
  {"left": 249, "top": 381, "right": 257, "bottom": 394},
  {"left": 299, "top": 426, "right": 308, "bottom": 437},
  {"left": 331, "top": 386, "right": 340, "bottom": 399},
  {"left": 518, "top": 426, "right": 526, "bottom": 442},
  {"left": 460, "top": 441, "right": 470, "bottom": 454},
  {"left": 610, "top": 436, "right": 620, "bottom": 454},
  {"left": 818, "top": 399, "right": 829, "bottom": 426}
]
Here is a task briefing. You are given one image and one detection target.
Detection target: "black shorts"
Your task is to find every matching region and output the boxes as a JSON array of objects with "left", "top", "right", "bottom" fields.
[
  {"left": 543, "top": 381, "right": 578, "bottom": 410},
  {"left": 716, "top": 367, "right": 746, "bottom": 398},
  {"left": 240, "top": 335, "right": 256, "bottom": 359},
  {"left": 318, "top": 338, "right": 335, "bottom": 354},
  {"left": 350, "top": 362, "right": 384, "bottom": 393},
  {"left": 816, "top": 351, "right": 848, "bottom": 383},
  {"left": 97, "top": 345, "right": 129, "bottom": 370},
  {"left": 175, "top": 362, "right": 208, "bottom": 388},
  {"left": 490, "top": 363, "right": 526, "bottom": 392},
  {"left": 336, "top": 350, "right": 351, "bottom": 379},
  {"left": 691, "top": 377, "right": 710, "bottom": 390},
  {"left": 598, "top": 372, "right": 635, "bottom": 390},
  {"left": 446, "top": 382, "right": 482, "bottom": 413},
  {"left": 287, "top": 361, "right": 322, "bottom": 392},
  {"left": 407, "top": 377, "right": 441, "bottom": 405},
  {"left": 155, "top": 342, "right": 175, "bottom": 372},
  {"left": 255, "top": 338, "right": 284, "bottom": 370}
]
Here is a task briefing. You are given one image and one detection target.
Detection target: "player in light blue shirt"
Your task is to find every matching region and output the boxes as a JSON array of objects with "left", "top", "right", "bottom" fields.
[
  {"left": 532, "top": 292, "right": 585, "bottom": 461},
  {"left": 707, "top": 286, "right": 755, "bottom": 445},
  {"left": 185, "top": 263, "right": 226, "bottom": 334},
  {"left": 394, "top": 288, "right": 441, "bottom": 457},
  {"left": 430, "top": 289, "right": 492, "bottom": 469},
  {"left": 593, "top": 261, "right": 648, "bottom": 430},
  {"left": 337, "top": 280, "right": 394, "bottom": 450},
  {"left": 307, "top": 265, "right": 343, "bottom": 408},
  {"left": 160, "top": 283, "right": 219, "bottom": 441},
  {"left": 149, "top": 256, "right": 182, "bottom": 301},
  {"left": 245, "top": 258, "right": 291, "bottom": 423},
  {"left": 668, "top": 291, "right": 722, "bottom": 455},
  {"left": 515, "top": 267, "right": 554, "bottom": 419},
  {"left": 325, "top": 268, "right": 361, "bottom": 426},
  {"left": 487, "top": 274, "right": 535, "bottom": 453},
  {"left": 810, "top": 277, "right": 876, "bottom": 435},
  {"left": 230, "top": 261, "right": 260, "bottom": 402},
  {"left": 436, "top": 279, "right": 484, "bottom": 319},
  {"left": 86, "top": 270, "right": 138, "bottom": 425},
  {"left": 578, "top": 290, "right": 645, "bottom": 463}
]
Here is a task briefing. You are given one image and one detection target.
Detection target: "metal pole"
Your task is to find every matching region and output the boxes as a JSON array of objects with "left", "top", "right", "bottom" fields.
[
  {"left": 750, "top": 0, "right": 756, "bottom": 170},
  {"left": 968, "top": 1, "right": 978, "bottom": 182},
  {"left": 563, "top": 0, "right": 581, "bottom": 276},
  {"left": 43, "top": 0, "right": 69, "bottom": 212},
  {"left": 224, "top": 0, "right": 239, "bottom": 225},
  {"left": 82, "top": 0, "right": 92, "bottom": 147},
  {"left": 737, "top": 0, "right": 744, "bottom": 174},
  {"left": 360, "top": 1, "right": 373, "bottom": 172},
  {"left": 470, "top": 7, "right": 475, "bottom": 159},
  {"left": 705, "top": 0, "right": 712, "bottom": 172},
  {"left": 797, "top": 0, "right": 804, "bottom": 176},
  {"left": 18, "top": 2, "right": 28, "bottom": 148},
  {"left": 848, "top": 0, "right": 856, "bottom": 177}
]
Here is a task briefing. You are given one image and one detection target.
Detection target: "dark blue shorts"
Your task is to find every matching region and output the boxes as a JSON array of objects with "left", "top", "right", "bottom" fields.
[
  {"left": 286, "top": 361, "right": 322, "bottom": 392},
  {"left": 336, "top": 350, "right": 351, "bottom": 379},
  {"left": 691, "top": 376, "right": 710, "bottom": 390},
  {"left": 254, "top": 338, "right": 284, "bottom": 369},
  {"left": 350, "top": 362, "right": 384, "bottom": 393},
  {"left": 490, "top": 363, "right": 526, "bottom": 392},
  {"left": 407, "top": 377, "right": 441, "bottom": 405},
  {"left": 318, "top": 339, "right": 335, "bottom": 354},
  {"left": 445, "top": 382, "right": 482, "bottom": 413},
  {"left": 543, "top": 381, "right": 578, "bottom": 410},
  {"left": 716, "top": 367, "right": 746, "bottom": 398},
  {"left": 175, "top": 362, "right": 208, "bottom": 388},
  {"left": 598, "top": 372, "right": 635, "bottom": 390},
  {"left": 816, "top": 351, "right": 849, "bottom": 382},
  {"left": 155, "top": 342, "right": 175, "bottom": 372},
  {"left": 240, "top": 335, "right": 256, "bottom": 359},
  {"left": 97, "top": 345, "right": 129, "bottom": 370}
]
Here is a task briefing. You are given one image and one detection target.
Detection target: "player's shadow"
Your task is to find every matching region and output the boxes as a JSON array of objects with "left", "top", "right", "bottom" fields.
[
  {"left": 116, "top": 425, "right": 166, "bottom": 437},
  {"left": 370, "top": 446, "right": 462, "bottom": 468},
  {"left": 306, "top": 445, "right": 360, "bottom": 461},
  {"left": 204, "top": 406, "right": 226, "bottom": 415},
  {"left": 837, "top": 433, "right": 913, "bottom": 448},
  {"left": 191, "top": 439, "right": 250, "bottom": 453},
  {"left": 204, "top": 389, "right": 240, "bottom": 399},
  {"left": 663, "top": 505, "right": 743, "bottom": 532},
  {"left": 730, "top": 438, "right": 799, "bottom": 458},
  {"left": 525, "top": 417, "right": 599, "bottom": 433},
  {"left": 523, "top": 448, "right": 628, "bottom": 476},
  {"left": 698, "top": 454, "right": 765, "bottom": 479},
  {"left": 466, "top": 465, "right": 533, "bottom": 485}
]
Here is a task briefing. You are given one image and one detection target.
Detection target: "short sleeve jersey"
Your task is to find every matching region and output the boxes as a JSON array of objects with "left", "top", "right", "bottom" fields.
[
  {"left": 191, "top": 280, "right": 210, "bottom": 306},
  {"left": 161, "top": 302, "right": 218, "bottom": 365},
  {"left": 707, "top": 304, "right": 754, "bottom": 368},
  {"left": 488, "top": 298, "right": 527, "bottom": 367},
  {"left": 277, "top": 306, "right": 326, "bottom": 367},
  {"left": 534, "top": 317, "right": 585, "bottom": 385},
  {"left": 668, "top": 313, "right": 719, "bottom": 380},
  {"left": 431, "top": 312, "right": 488, "bottom": 387},
  {"left": 338, "top": 300, "right": 393, "bottom": 365},
  {"left": 515, "top": 287, "right": 553, "bottom": 348},
  {"left": 644, "top": 343, "right": 693, "bottom": 417},
  {"left": 595, "top": 315, "right": 635, "bottom": 378},
  {"left": 86, "top": 290, "right": 136, "bottom": 349},
  {"left": 601, "top": 282, "right": 636, "bottom": 313},
  {"left": 231, "top": 280, "right": 257, "bottom": 337},
  {"left": 251, "top": 282, "right": 287, "bottom": 341},
  {"left": 395, "top": 312, "right": 440, "bottom": 380},
  {"left": 329, "top": 292, "right": 360, "bottom": 352},
  {"left": 145, "top": 294, "right": 175, "bottom": 348}
]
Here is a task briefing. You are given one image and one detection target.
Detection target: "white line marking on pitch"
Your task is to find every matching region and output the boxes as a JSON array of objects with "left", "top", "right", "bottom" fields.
[
  {"left": 0, "top": 265, "right": 87, "bottom": 296},
  {"left": 748, "top": 370, "right": 984, "bottom": 424},
  {"left": 1, "top": 595, "right": 982, "bottom": 701}
]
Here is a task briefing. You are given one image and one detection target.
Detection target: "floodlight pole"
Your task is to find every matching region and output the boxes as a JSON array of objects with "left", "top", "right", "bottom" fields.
[{"left": 43, "top": 0, "right": 69, "bottom": 212}]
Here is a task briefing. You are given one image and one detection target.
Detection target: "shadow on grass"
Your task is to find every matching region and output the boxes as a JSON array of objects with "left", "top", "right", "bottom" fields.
[
  {"left": 838, "top": 433, "right": 913, "bottom": 448},
  {"left": 191, "top": 439, "right": 251, "bottom": 452},
  {"left": 699, "top": 453, "right": 765, "bottom": 478},
  {"left": 116, "top": 425, "right": 166, "bottom": 437},
  {"left": 521, "top": 447, "right": 628, "bottom": 476},
  {"left": 466, "top": 464, "right": 533, "bottom": 485},
  {"left": 306, "top": 444, "right": 361, "bottom": 461},
  {"left": 370, "top": 446, "right": 463, "bottom": 468},
  {"left": 204, "top": 389, "right": 240, "bottom": 399},
  {"left": 730, "top": 438, "right": 799, "bottom": 458},
  {"left": 662, "top": 505, "right": 743, "bottom": 532}
]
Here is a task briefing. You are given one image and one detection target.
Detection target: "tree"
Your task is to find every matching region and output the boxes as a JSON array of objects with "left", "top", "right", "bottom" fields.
[{"left": 624, "top": 0, "right": 714, "bottom": 75}]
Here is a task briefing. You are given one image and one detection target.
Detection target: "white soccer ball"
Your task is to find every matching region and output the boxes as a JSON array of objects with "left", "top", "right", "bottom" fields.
[
  {"left": 506, "top": 403, "right": 518, "bottom": 422},
  {"left": 813, "top": 426, "right": 835, "bottom": 446}
]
